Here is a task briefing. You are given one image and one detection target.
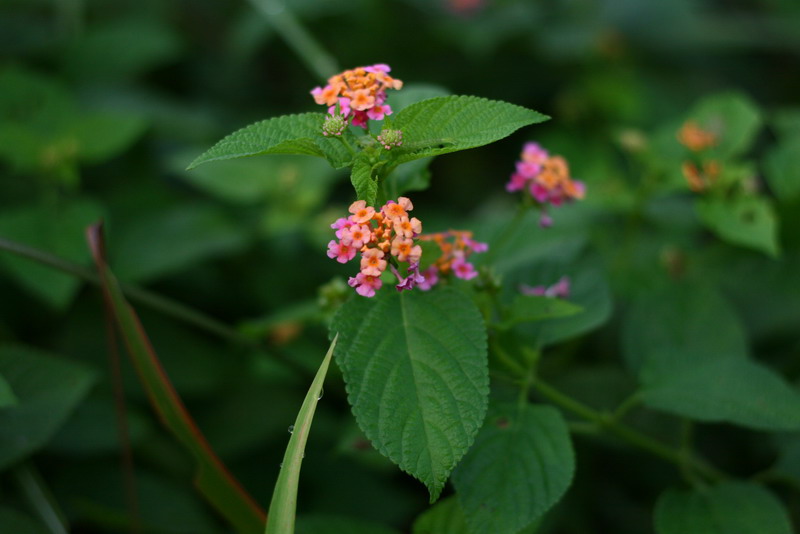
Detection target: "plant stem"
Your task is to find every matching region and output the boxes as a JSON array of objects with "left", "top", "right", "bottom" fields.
[
  {"left": 13, "top": 463, "right": 69, "bottom": 534},
  {"left": 531, "top": 378, "right": 725, "bottom": 483},
  {"left": 248, "top": 0, "right": 338, "bottom": 81},
  {"left": 0, "top": 236, "right": 309, "bottom": 377}
]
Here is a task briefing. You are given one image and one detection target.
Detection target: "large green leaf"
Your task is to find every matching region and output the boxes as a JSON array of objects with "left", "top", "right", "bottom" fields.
[
  {"left": 0, "top": 197, "right": 104, "bottom": 309},
  {"left": 331, "top": 288, "right": 489, "bottom": 501},
  {"left": 187, "top": 113, "right": 354, "bottom": 170},
  {"left": 0, "top": 345, "right": 95, "bottom": 470},
  {"left": 87, "top": 224, "right": 265, "bottom": 534},
  {"left": 452, "top": 403, "right": 574, "bottom": 534},
  {"left": 412, "top": 497, "right": 469, "bottom": 534},
  {"left": 764, "top": 136, "right": 800, "bottom": 203},
  {"left": 689, "top": 92, "right": 762, "bottom": 159},
  {"left": 390, "top": 95, "right": 548, "bottom": 165},
  {"left": 624, "top": 284, "right": 800, "bottom": 431},
  {"left": 696, "top": 195, "right": 780, "bottom": 257},
  {"left": 654, "top": 482, "right": 792, "bottom": 534}
]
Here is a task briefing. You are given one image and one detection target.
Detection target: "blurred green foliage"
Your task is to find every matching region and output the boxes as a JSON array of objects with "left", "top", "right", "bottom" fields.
[{"left": 1, "top": 0, "right": 800, "bottom": 532}]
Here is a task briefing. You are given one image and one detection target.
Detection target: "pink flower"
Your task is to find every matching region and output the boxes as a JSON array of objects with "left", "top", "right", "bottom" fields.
[
  {"left": 522, "top": 142, "right": 549, "bottom": 164},
  {"left": 340, "top": 224, "right": 372, "bottom": 248},
  {"left": 348, "top": 200, "right": 375, "bottom": 223},
  {"left": 392, "top": 262, "right": 426, "bottom": 292},
  {"left": 330, "top": 217, "right": 352, "bottom": 230},
  {"left": 417, "top": 266, "right": 440, "bottom": 291},
  {"left": 452, "top": 257, "right": 478, "bottom": 280},
  {"left": 327, "top": 240, "right": 357, "bottom": 263},
  {"left": 520, "top": 276, "right": 570, "bottom": 298},
  {"left": 348, "top": 272, "right": 382, "bottom": 297},
  {"left": 367, "top": 104, "right": 392, "bottom": 121},
  {"left": 360, "top": 248, "right": 387, "bottom": 277},
  {"left": 506, "top": 173, "right": 528, "bottom": 192}
]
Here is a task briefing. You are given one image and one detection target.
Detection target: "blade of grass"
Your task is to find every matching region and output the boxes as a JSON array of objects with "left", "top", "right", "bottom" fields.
[
  {"left": 265, "top": 334, "right": 337, "bottom": 534},
  {"left": 86, "top": 222, "right": 266, "bottom": 534}
]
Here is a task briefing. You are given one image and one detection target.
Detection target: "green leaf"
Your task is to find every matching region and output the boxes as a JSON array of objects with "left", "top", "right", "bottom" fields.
[
  {"left": 350, "top": 155, "right": 379, "bottom": 205},
  {"left": 332, "top": 288, "right": 489, "bottom": 502},
  {"left": 497, "top": 295, "right": 583, "bottom": 330},
  {"left": 689, "top": 92, "right": 762, "bottom": 159},
  {"left": 0, "top": 372, "right": 17, "bottom": 408},
  {"left": 625, "top": 285, "right": 800, "bottom": 431},
  {"left": 296, "top": 515, "right": 400, "bottom": 534},
  {"left": 390, "top": 95, "right": 548, "bottom": 165},
  {"left": 654, "top": 482, "right": 793, "bottom": 534},
  {"left": 187, "top": 113, "right": 354, "bottom": 170},
  {"left": 641, "top": 358, "right": 800, "bottom": 431},
  {"left": 265, "top": 338, "right": 336, "bottom": 534},
  {"left": 86, "top": 224, "right": 265, "bottom": 534},
  {"left": 73, "top": 111, "right": 148, "bottom": 163},
  {"left": 109, "top": 203, "right": 248, "bottom": 283},
  {"left": 764, "top": 136, "right": 800, "bottom": 203},
  {"left": 388, "top": 157, "right": 434, "bottom": 197},
  {"left": 452, "top": 403, "right": 574, "bottom": 534},
  {"left": 0, "top": 197, "right": 104, "bottom": 309},
  {"left": 0, "top": 344, "right": 95, "bottom": 470},
  {"left": 0, "top": 507, "right": 48, "bottom": 534},
  {"left": 412, "top": 497, "right": 469, "bottom": 534},
  {"left": 696, "top": 195, "right": 780, "bottom": 257}
]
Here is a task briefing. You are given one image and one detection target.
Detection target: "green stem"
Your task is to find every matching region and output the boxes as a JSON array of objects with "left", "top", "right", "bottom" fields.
[
  {"left": 13, "top": 463, "right": 69, "bottom": 534},
  {"left": 248, "top": 0, "right": 338, "bottom": 81},
  {"left": 0, "top": 236, "right": 308, "bottom": 377},
  {"left": 532, "top": 378, "right": 725, "bottom": 483}
]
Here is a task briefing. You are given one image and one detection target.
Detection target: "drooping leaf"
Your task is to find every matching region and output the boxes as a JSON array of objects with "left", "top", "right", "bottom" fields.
[
  {"left": 764, "top": 136, "right": 800, "bottom": 203},
  {"left": 654, "top": 482, "right": 793, "bottom": 534},
  {"left": 696, "top": 195, "right": 780, "bottom": 257},
  {"left": 187, "top": 113, "right": 354, "bottom": 170},
  {"left": 689, "top": 92, "right": 762, "bottom": 159},
  {"left": 86, "top": 224, "right": 265, "bottom": 534},
  {"left": 497, "top": 295, "right": 583, "bottom": 330},
  {"left": 0, "top": 345, "right": 95, "bottom": 470},
  {"left": 390, "top": 95, "right": 548, "bottom": 165},
  {"left": 452, "top": 403, "right": 574, "bottom": 534},
  {"left": 350, "top": 155, "right": 379, "bottom": 205},
  {"left": 0, "top": 197, "right": 104, "bottom": 309},
  {"left": 624, "top": 284, "right": 800, "bottom": 431},
  {"left": 265, "top": 337, "right": 336, "bottom": 534},
  {"left": 332, "top": 288, "right": 489, "bottom": 502}
]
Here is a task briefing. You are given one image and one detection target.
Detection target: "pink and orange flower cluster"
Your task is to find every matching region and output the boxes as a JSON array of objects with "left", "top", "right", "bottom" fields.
[
  {"left": 327, "top": 197, "right": 424, "bottom": 297},
  {"left": 506, "top": 142, "right": 586, "bottom": 227},
  {"left": 311, "top": 64, "right": 403, "bottom": 129},
  {"left": 417, "top": 230, "right": 488, "bottom": 290}
]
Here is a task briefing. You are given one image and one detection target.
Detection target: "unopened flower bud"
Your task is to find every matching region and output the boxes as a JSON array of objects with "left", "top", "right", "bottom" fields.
[
  {"left": 322, "top": 114, "right": 347, "bottom": 137},
  {"left": 377, "top": 128, "right": 403, "bottom": 150}
]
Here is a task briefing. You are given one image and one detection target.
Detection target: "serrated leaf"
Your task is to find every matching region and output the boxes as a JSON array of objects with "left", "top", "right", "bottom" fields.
[
  {"left": 390, "top": 95, "right": 548, "bottom": 165},
  {"left": 690, "top": 92, "right": 762, "bottom": 159},
  {"left": 331, "top": 288, "right": 489, "bottom": 502},
  {"left": 696, "top": 195, "right": 780, "bottom": 257},
  {"left": 764, "top": 136, "right": 800, "bottom": 203},
  {"left": 497, "top": 295, "right": 583, "bottom": 330},
  {"left": 0, "top": 344, "right": 95, "bottom": 470},
  {"left": 187, "top": 113, "right": 354, "bottom": 169},
  {"left": 351, "top": 155, "right": 379, "bottom": 205},
  {"left": 0, "top": 197, "right": 105, "bottom": 309},
  {"left": 452, "top": 403, "right": 574, "bottom": 534},
  {"left": 625, "top": 284, "right": 800, "bottom": 431},
  {"left": 655, "top": 482, "right": 793, "bottom": 534}
]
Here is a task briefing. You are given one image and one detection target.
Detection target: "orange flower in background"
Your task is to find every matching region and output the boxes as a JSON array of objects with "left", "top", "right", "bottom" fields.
[{"left": 678, "top": 121, "right": 717, "bottom": 151}]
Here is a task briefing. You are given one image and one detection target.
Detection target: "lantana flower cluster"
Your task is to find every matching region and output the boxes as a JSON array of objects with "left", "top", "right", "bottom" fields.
[
  {"left": 311, "top": 64, "right": 403, "bottom": 129},
  {"left": 327, "top": 197, "right": 424, "bottom": 297},
  {"left": 506, "top": 142, "right": 586, "bottom": 227},
  {"left": 417, "top": 230, "right": 488, "bottom": 290},
  {"left": 677, "top": 120, "right": 720, "bottom": 193}
]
